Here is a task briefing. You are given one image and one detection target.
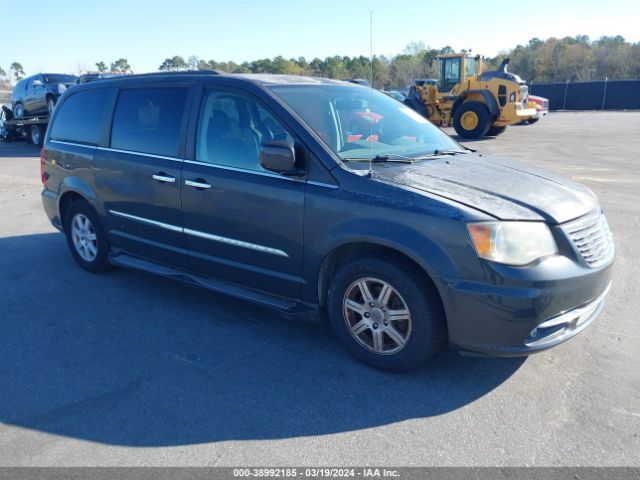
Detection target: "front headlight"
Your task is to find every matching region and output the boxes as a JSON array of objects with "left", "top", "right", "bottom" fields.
[
  {"left": 467, "top": 222, "right": 557, "bottom": 266},
  {"left": 58, "top": 84, "right": 67, "bottom": 94}
]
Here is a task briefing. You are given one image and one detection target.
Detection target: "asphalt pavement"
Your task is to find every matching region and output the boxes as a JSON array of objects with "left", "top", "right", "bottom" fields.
[{"left": 0, "top": 111, "right": 638, "bottom": 466}]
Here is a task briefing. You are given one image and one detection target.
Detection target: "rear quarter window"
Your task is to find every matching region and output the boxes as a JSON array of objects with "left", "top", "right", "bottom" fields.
[
  {"left": 12, "top": 79, "right": 27, "bottom": 96},
  {"left": 110, "top": 88, "right": 188, "bottom": 158},
  {"left": 49, "top": 88, "right": 112, "bottom": 145}
]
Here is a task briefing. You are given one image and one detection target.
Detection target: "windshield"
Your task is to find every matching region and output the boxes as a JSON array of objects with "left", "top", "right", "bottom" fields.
[
  {"left": 268, "top": 84, "right": 463, "bottom": 162},
  {"left": 44, "top": 74, "right": 78, "bottom": 84}
]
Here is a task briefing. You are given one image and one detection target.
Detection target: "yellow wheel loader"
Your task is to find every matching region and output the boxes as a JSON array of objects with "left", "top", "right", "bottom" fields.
[{"left": 404, "top": 53, "right": 537, "bottom": 138}]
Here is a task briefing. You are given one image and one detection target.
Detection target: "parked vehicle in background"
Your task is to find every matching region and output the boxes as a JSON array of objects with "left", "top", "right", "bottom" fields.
[
  {"left": 525, "top": 94, "right": 549, "bottom": 124},
  {"left": 77, "top": 73, "right": 127, "bottom": 84},
  {"left": 414, "top": 78, "right": 438, "bottom": 87},
  {"left": 348, "top": 79, "right": 370, "bottom": 87},
  {"left": 405, "top": 54, "right": 537, "bottom": 138},
  {"left": 11, "top": 73, "right": 78, "bottom": 117},
  {"left": 41, "top": 73, "right": 614, "bottom": 371},
  {"left": 382, "top": 90, "right": 406, "bottom": 102}
]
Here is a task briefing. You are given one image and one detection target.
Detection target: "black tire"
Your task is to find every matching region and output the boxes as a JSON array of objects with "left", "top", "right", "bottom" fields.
[
  {"left": 453, "top": 101, "right": 491, "bottom": 139},
  {"left": 527, "top": 118, "right": 539, "bottom": 124},
  {"left": 327, "top": 254, "right": 446, "bottom": 371},
  {"left": 29, "top": 125, "right": 44, "bottom": 147},
  {"left": 47, "top": 97, "right": 56, "bottom": 115},
  {"left": 64, "top": 200, "right": 110, "bottom": 273},
  {"left": 13, "top": 102, "right": 24, "bottom": 118},
  {"left": 486, "top": 125, "right": 507, "bottom": 137}
]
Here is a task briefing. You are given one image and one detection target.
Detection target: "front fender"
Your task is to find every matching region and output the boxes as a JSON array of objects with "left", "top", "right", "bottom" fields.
[
  {"left": 453, "top": 90, "right": 499, "bottom": 118},
  {"left": 303, "top": 216, "right": 466, "bottom": 308},
  {"left": 327, "top": 219, "right": 460, "bottom": 278}
]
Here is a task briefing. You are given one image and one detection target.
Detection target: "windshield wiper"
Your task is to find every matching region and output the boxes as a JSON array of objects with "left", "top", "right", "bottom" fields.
[
  {"left": 342, "top": 149, "right": 468, "bottom": 164},
  {"left": 342, "top": 153, "right": 415, "bottom": 163},
  {"left": 431, "top": 148, "right": 468, "bottom": 156}
]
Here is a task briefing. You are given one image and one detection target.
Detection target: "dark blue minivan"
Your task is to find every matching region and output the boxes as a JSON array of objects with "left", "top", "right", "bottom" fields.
[{"left": 41, "top": 72, "right": 614, "bottom": 371}]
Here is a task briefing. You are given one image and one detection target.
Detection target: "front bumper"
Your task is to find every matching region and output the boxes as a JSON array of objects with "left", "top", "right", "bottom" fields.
[
  {"left": 442, "top": 255, "right": 614, "bottom": 356},
  {"left": 533, "top": 108, "right": 549, "bottom": 120},
  {"left": 521, "top": 284, "right": 609, "bottom": 351},
  {"left": 495, "top": 103, "right": 538, "bottom": 126}
]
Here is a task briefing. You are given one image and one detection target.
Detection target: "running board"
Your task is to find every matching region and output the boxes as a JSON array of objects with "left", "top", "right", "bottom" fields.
[{"left": 109, "top": 252, "right": 315, "bottom": 315}]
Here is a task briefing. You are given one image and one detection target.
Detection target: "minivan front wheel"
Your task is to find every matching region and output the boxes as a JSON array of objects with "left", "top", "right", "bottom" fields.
[
  {"left": 64, "top": 201, "right": 110, "bottom": 272},
  {"left": 327, "top": 255, "right": 446, "bottom": 371}
]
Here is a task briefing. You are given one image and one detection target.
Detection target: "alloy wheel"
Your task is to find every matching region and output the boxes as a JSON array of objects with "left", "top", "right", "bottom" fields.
[
  {"left": 30, "top": 126, "right": 41, "bottom": 146},
  {"left": 343, "top": 277, "right": 412, "bottom": 355},
  {"left": 71, "top": 213, "right": 98, "bottom": 262}
]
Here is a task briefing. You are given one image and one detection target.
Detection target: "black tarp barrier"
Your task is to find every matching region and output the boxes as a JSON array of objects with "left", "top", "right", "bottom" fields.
[{"left": 528, "top": 80, "right": 640, "bottom": 110}]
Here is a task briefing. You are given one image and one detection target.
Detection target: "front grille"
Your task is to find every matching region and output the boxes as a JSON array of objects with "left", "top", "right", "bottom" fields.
[{"left": 562, "top": 211, "right": 614, "bottom": 268}]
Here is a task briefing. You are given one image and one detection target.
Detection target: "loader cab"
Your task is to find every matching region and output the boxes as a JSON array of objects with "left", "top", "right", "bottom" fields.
[{"left": 437, "top": 54, "right": 481, "bottom": 93}]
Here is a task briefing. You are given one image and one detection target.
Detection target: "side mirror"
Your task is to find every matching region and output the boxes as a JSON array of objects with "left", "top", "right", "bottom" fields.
[
  {"left": 32, "top": 79, "right": 43, "bottom": 87},
  {"left": 259, "top": 141, "right": 301, "bottom": 176}
]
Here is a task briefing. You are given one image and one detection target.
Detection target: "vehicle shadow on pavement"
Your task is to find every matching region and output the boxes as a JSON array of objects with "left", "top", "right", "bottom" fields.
[{"left": 0, "top": 232, "right": 525, "bottom": 446}]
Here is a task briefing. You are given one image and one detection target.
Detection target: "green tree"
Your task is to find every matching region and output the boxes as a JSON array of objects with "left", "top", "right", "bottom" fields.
[
  {"left": 159, "top": 56, "right": 187, "bottom": 71},
  {"left": 0, "top": 67, "right": 6, "bottom": 77},
  {"left": 95, "top": 61, "right": 107, "bottom": 73},
  {"left": 110, "top": 58, "right": 131, "bottom": 73},
  {"left": 233, "top": 62, "right": 252, "bottom": 74},
  {"left": 10, "top": 62, "right": 25, "bottom": 81}
]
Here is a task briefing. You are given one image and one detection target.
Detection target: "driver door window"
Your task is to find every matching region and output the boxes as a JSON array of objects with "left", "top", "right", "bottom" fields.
[{"left": 196, "top": 90, "right": 293, "bottom": 172}]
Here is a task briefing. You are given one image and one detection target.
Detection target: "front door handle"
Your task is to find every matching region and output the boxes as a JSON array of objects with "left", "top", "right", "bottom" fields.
[
  {"left": 152, "top": 173, "right": 176, "bottom": 183},
  {"left": 185, "top": 179, "right": 212, "bottom": 190}
]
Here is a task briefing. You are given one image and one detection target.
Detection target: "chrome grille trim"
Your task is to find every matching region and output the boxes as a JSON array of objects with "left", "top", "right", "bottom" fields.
[{"left": 562, "top": 211, "right": 614, "bottom": 268}]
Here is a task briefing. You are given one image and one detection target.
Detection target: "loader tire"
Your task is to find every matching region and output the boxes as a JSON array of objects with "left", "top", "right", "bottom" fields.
[
  {"left": 453, "top": 102, "right": 491, "bottom": 139},
  {"left": 486, "top": 125, "right": 507, "bottom": 137}
]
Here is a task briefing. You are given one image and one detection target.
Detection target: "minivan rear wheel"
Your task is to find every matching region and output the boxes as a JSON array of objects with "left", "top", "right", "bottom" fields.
[
  {"left": 64, "top": 200, "right": 110, "bottom": 273},
  {"left": 327, "top": 255, "right": 446, "bottom": 371}
]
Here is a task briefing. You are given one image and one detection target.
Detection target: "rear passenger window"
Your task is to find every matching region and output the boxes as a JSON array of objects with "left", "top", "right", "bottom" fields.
[
  {"left": 49, "top": 89, "right": 111, "bottom": 145},
  {"left": 111, "top": 88, "right": 187, "bottom": 157}
]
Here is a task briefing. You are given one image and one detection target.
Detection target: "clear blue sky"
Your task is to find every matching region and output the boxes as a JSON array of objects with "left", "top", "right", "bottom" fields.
[{"left": 3, "top": 0, "right": 639, "bottom": 76}]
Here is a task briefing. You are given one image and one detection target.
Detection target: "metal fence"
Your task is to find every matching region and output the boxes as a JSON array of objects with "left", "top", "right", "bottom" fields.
[{"left": 528, "top": 80, "right": 640, "bottom": 110}]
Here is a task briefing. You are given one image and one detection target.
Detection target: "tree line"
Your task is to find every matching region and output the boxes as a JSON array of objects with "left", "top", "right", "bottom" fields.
[
  {"left": 2, "top": 36, "right": 639, "bottom": 91},
  {"left": 497, "top": 35, "right": 640, "bottom": 83},
  {"left": 155, "top": 36, "right": 640, "bottom": 86}
]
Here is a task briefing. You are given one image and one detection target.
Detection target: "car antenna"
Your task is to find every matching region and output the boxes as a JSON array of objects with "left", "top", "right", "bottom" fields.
[{"left": 368, "top": 10, "right": 374, "bottom": 178}]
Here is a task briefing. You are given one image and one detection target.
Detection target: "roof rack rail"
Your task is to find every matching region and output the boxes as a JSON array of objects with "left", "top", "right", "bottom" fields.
[{"left": 127, "top": 70, "right": 223, "bottom": 78}]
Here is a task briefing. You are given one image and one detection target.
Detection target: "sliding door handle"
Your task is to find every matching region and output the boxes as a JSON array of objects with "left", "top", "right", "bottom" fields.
[
  {"left": 185, "top": 179, "right": 212, "bottom": 190},
  {"left": 152, "top": 173, "right": 176, "bottom": 183}
]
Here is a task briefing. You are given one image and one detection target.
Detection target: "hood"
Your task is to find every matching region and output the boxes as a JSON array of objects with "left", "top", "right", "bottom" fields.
[{"left": 372, "top": 154, "right": 598, "bottom": 224}]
